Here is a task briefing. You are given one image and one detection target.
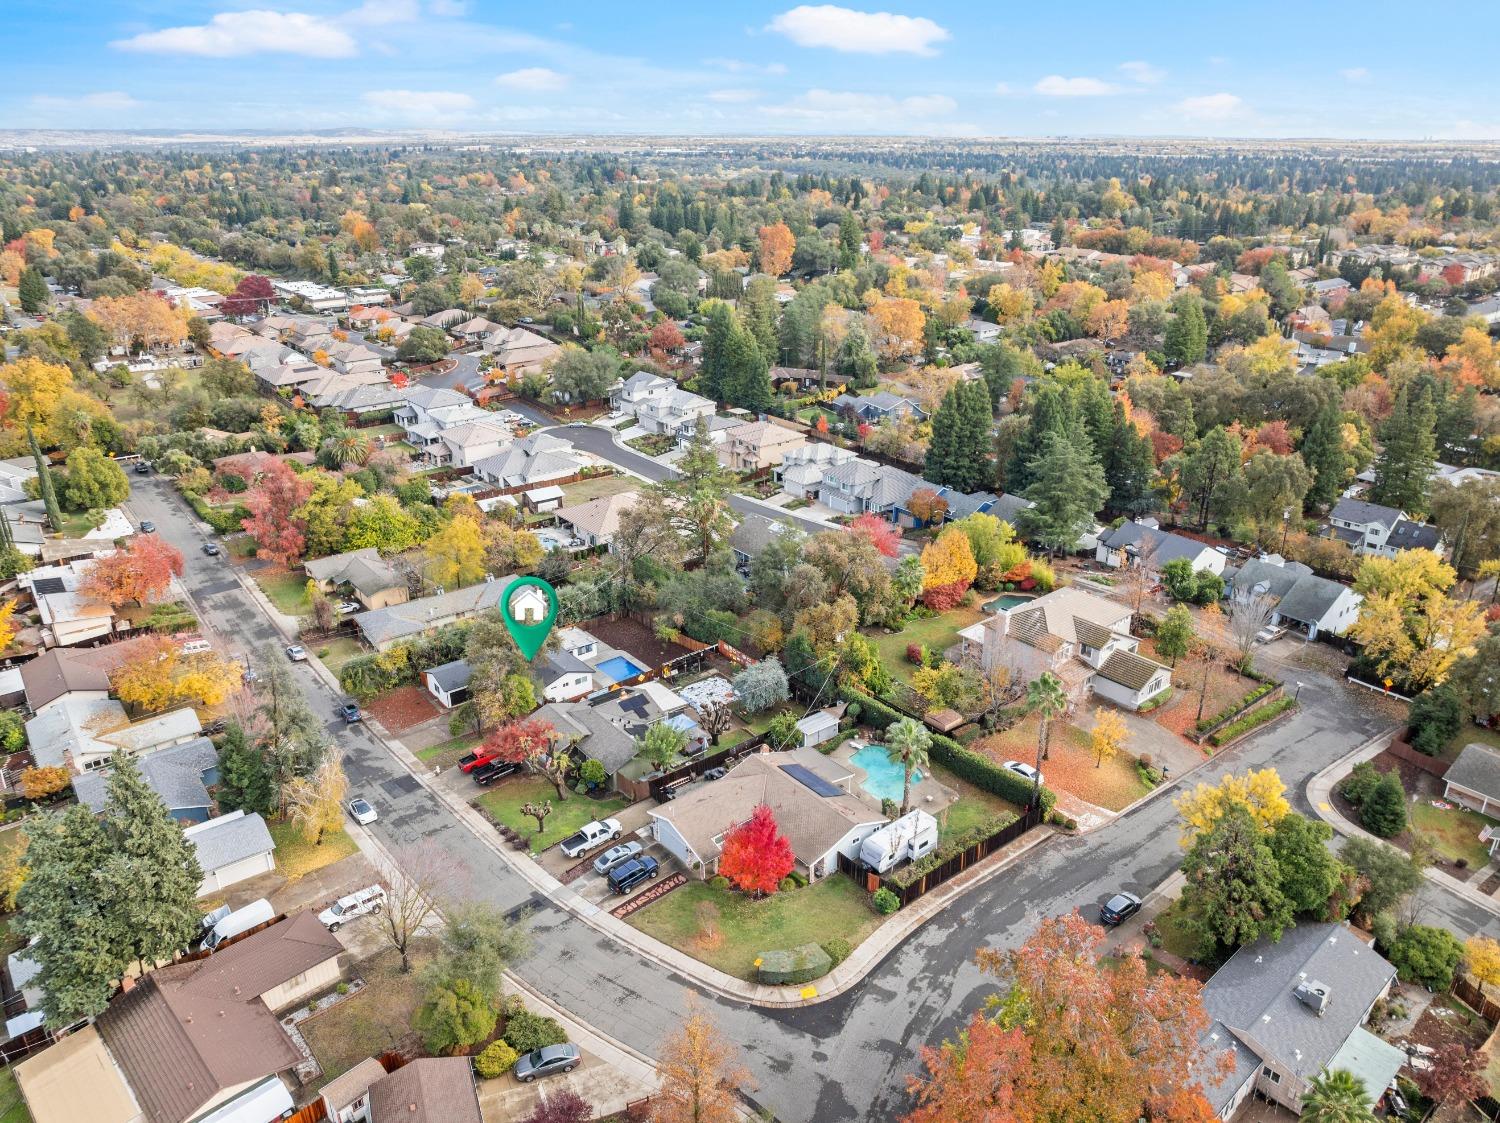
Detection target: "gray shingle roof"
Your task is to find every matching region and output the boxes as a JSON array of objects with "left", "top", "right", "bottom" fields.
[
  {"left": 1445, "top": 742, "right": 1500, "bottom": 800},
  {"left": 72, "top": 737, "right": 218, "bottom": 815},
  {"left": 186, "top": 811, "right": 274, "bottom": 874}
]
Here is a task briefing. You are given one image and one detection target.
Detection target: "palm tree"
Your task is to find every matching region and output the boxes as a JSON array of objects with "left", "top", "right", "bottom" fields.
[
  {"left": 885, "top": 717, "right": 932, "bottom": 817},
  {"left": 1301, "top": 1069, "right": 1375, "bottom": 1123},
  {"left": 1024, "top": 671, "right": 1068, "bottom": 790}
]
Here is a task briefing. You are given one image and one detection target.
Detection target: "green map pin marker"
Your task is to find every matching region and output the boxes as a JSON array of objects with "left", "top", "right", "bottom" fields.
[{"left": 501, "top": 575, "right": 559, "bottom": 661}]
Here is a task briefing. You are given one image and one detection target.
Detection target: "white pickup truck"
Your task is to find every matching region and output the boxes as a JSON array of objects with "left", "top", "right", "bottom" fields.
[{"left": 559, "top": 818, "right": 622, "bottom": 858}]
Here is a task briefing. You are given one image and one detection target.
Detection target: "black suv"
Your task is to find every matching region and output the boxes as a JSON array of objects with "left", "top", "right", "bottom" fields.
[
  {"left": 608, "top": 856, "right": 660, "bottom": 894},
  {"left": 472, "top": 760, "right": 522, "bottom": 786}
]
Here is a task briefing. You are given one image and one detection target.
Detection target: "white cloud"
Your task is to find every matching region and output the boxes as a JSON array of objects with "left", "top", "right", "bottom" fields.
[
  {"left": 1119, "top": 60, "right": 1165, "bottom": 84},
  {"left": 31, "top": 91, "right": 141, "bottom": 111},
  {"left": 494, "top": 67, "right": 569, "bottom": 92},
  {"left": 767, "top": 5, "right": 949, "bottom": 56},
  {"left": 1033, "top": 75, "right": 1117, "bottom": 97},
  {"left": 362, "top": 89, "right": 476, "bottom": 118},
  {"left": 762, "top": 88, "right": 957, "bottom": 128},
  {"left": 708, "top": 89, "right": 761, "bottom": 103},
  {"left": 113, "top": 9, "right": 358, "bottom": 57},
  {"left": 1174, "top": 92, "right": 1245, "bottom": 121},
  {"left": 1339, "top": 67, "right": 1370, "bottom": 82}
]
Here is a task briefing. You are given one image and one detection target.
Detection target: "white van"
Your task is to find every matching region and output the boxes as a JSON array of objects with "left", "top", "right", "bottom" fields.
[{"left": 202, "top": 898, "right": 275, "bottom": 951}]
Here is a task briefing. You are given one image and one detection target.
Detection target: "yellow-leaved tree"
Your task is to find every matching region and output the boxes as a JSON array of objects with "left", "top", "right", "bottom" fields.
[
  {"left": 1174, "top": 768, "right": 1289, "bottom": 845},
  {"left": 1351, "top": 550, "right": 1486, "bottom": 689}
]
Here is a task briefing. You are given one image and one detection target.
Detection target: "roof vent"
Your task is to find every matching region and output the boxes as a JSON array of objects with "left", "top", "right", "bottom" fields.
[{"left": 1294, "top": 980, "right": 1331, "bottom": 1016}]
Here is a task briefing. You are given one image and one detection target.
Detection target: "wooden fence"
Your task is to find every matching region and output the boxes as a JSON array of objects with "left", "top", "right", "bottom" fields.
[{"left": 1383, "top": 730, "right": 1453, "bottom": 778}]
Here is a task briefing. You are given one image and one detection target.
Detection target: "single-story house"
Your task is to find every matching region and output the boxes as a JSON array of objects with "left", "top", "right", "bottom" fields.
[
  {"left": 1443, "top": 743, "right": 1500, "bottom": 833},
  {"left": 72, "top": 736, "right": 220, "bottom": 823},
  {"left": 1196, "top": 923, "right": 1401, "bottom": 1118},
  {"left": 354, "top": 581, "right": 508, "bottom": 651},
  {"left": 304, "top": 548, "right": 408, "bottom": 611},
  {"left": 184, "top": 810, "right": 277, "bottom": 896},
  {"left": 552, "top": 490, "right": 640, "bottom": 550},
  {"left": 1095, "top": 519, "right": 1225, "bottom": 575},
  {"left": 421, "top": 659, "right": 472, "bottom": 709},
  {"left": 1222, "top": 557, "right": 1362, "bottom": 641},
  {"left": 649, "top": 749, "right": 887, "bottom": 882},
  {"left": 718, "top": 421, "right": 808, "bottom": 473},
  {"left": 323, "top": 1057, "right": 482, "bottom": 1123}
]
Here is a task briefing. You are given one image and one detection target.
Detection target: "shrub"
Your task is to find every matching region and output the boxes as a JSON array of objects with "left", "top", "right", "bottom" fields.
[
  {"left": 822, "top": 937, "right": 853, "bottom": 966},
  {"left": 709, "top": 875, "right": 730, "bottom": 891},
  {"left": 872, "top": 887, "right": 901, "bottom": 915},
  {"left": 1387, "top": 924, "right": 1464, "bottom": 990},
  {"left": 502, "top": 1010, "right": 567, "bottom": 1054},
  {"left": 1359, "top": 773, "right": 1407, "bottom": 838},
  {"left": 1206, "top": 697, "right": 1295, "bottom": 746},
  {"left": 474, "top": 1040, "right": 519, "bottom": 1078}
]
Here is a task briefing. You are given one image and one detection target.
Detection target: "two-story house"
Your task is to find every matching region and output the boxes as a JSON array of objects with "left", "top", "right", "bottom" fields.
[
  {"left": 1325, "top": 498, "right": 1442, "bottom": 557},
  {"left": 959, "top": 586, "right": 1173, "bottom": 711}
]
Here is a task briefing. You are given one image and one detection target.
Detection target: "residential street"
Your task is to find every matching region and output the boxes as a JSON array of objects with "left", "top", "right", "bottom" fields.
[{"left": 126, "top": 474, "right": 1496, "bottom": 1123}]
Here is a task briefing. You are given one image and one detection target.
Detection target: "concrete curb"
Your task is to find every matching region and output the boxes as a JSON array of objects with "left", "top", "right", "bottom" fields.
[{"left": 1305, "top": 728, "right": 1500, "bottom": 920}]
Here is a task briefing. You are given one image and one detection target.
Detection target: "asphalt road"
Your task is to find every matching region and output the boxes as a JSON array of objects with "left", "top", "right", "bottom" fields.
[{"left": 127, "top": 476, "right": 1498, "bottom": 1123}]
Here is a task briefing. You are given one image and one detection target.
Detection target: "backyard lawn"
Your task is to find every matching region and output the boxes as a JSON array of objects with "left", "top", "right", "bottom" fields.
[
  {"left": 972, "top": 714, "right": 1150, "bottom": 811},
  {"left": 867, "top": 605, "right": 987, "bottom": 687},
  {"left": 1409, "top": 799, "right": 1497, "bottom": 871},
  {"left": 627, "top": 875, "right": 884, "bottom": 981},
  {"left": 302, "top": 946, "right": 431, "bottom": 1092},
  {"left": 268, "top": 818, "right": 360, "bottom": 882},
  {"left": 559, "top": 473, "right": 634, "bottom": 504},
  {"left": 477, "top": 776, "right": 629, "bottom": 852},
  {"left": 252, "top": 567, "right": 312, "bottom": 617}
]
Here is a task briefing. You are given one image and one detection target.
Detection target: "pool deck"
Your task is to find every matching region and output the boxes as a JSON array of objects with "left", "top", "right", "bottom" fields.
[{"left": 829, "top": 738, "right": 959, "bottom": 818}]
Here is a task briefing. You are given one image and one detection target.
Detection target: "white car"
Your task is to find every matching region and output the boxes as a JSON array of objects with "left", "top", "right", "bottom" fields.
[
  {"left": 318, "top": 885, "right": 387, "bottom": 932},
  {"left": 285, "top": 644, "right": 307, "bottom": 662},
  {"left": 347, "top": 798, "right": 378, "bottom": 826},
  {"left": 1002, "top": 760, "right": 1044, "bottom": 786}
]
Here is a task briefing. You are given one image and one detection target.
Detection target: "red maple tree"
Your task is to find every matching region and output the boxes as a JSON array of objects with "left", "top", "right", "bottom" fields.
[
  {"left": 82, "top": 534, "right": 185, "bottom": 607},
  {"left": 849, "top": 513, "right": 900, "bottom": 558},
  {"left": 241, "top": 459, "right": 314, "bottom": 567},
  {"left": 484, "top": 717, "right": 557, "bottom": 764},
  {"left": 717, "top": 803, "right": 794, "bottom": 896}
]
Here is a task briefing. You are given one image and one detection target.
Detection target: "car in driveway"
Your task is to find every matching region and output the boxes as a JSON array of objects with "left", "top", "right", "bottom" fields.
[
  {"left": 201, "top": 542, "right": 221, "bottom": 556},
  {"left": 1099, "top": 891, "right": 1142, "bottom": 926},
  {"left": 1002, "top": 760, "right": 1043, "bottom": 786},
  {"left": 608, "top": 855, "right": 660, "bottom": 895},
  {"left": 592, "top": 840, "right": 644, "bottom": 875},
  {"left": 472, "top": 759, "right": 522, "bottom": 786},
  {"left": 285, "top": 644, "right": 307, "bottom": 662},
  {"left": 318, "top": 884, "right": 387, "bottom": 932},
  {"left": 139, "top": 521, "right": 155, "bottom": 533},
  {"left": 513, "top": 1043, "right": 580, "bottom": 1083},
  {"left": 559, "top": 818, "right": 622, "bottom": 858},
  {"left": 347, "top": 797, "right": 378, "bottom": 825},
  {"left": 340, "top": 702, "right": 362, "bottom": 722}
]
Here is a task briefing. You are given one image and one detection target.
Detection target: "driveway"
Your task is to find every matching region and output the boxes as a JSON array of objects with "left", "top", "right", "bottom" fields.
[{"left": 126, "top": 475, "right": 1500, "bottom": 1123}]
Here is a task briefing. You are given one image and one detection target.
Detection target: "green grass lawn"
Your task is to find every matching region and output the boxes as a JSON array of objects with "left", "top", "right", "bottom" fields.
[
  {"left": 477, "top": 776, "right": 629, "bottom": 852},
  {"left": 0, "top": 1066, "right": 32, "bottom": 1123},
  {"left": 315, "top": 637, "right": 366, "bottom": 672},
  {"left": 559, "top": 474, "right": 635, "bottom": 504},
  {"left": 867, "top": 606, "right": 987, "bottom": 687},
  {"left": 253, "top": 567, "right": 312, "bottom": 616},
  {"left": 627, "top": 876, "right": 884, "bottom": 980},
  {"left": 268, "top": 818, "right": 360, "bottom": 882},
  {"left": 1409, "top": 799, "right": 1497, "bottom": 870},
  {"left": 416, "top": 732, "right": 481, "bottom": 762}
]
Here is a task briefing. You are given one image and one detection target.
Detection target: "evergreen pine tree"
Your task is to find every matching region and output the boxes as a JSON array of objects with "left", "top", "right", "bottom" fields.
[
  {"left": 1104, "top": 403, "right": 1159, "bottom": 516},
  {"left": 102, "top": 752, "right": 204, "bottom": 974},
  {"left": 27, "top": 425, "right": 62, "bottom": 531},
  {"left": 1301, "top": 403, "right": 1349, "bottom": 511},
  {"left": 1019, "top": 431, "right": 1109, "bottom": 555},
  {"left": 699, "top": 302, "right": 736, "bottom": 402},
  {"left": 1370, "top": 385, "right": 1436, "bottom": 513},
  {"left": 1163, "top": 295, "right": 1208, "bottom": 367},
  {"left": 17, "top": 267, "right": 48, "bottom": 314}
]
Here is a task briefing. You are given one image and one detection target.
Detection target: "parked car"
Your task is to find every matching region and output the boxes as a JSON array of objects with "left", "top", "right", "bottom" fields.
[
  {"left": 472, "top": 760, "right": 522, "bottom": 786},
  {"left": 139, "top": 520, "right": 155, "bottom": 533},
  {"left": 337, "top": 600, "right": 361, "bottom": 615},
  {"left": 1002, "top": 760, "right": 1043, "bottom": 786},
  {"left": 1099, "top": 891, "right": 1142, "bottom": 926},
  {"left": 513, "top": 1043, "right": 580, "bottom": 1083},
  {"left": 608, "top": 855, "right": 660, "bottom": 895},
  {"left": 559, "top": 818, "right": 623, "bottom": 858},
  {"left": 201, "top": 542, "right": 221, "bottom": 556},
  {"left": 285, "top": 644, "right": 307, "bottom": 662},
  {"left": 347, "top": 798, "right": 377, "bottom": 825},
  {"left": 318, "top": 884, "right": 387, "bottom": 932},
  {"left": 341, "top": 702, "right": 362, "bottom": 722},
  {"left": 592, "top": 840, "right": 644, "bottom": 875}
]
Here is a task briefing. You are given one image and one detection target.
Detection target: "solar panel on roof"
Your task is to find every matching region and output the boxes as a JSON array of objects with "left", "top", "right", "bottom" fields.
[{"left": 780, "top": 763, "right": 842, "bottom": 798}]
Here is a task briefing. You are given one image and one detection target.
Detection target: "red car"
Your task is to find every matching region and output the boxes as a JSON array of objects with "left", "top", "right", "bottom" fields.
[{"left": 458, "top": 748, "right": 500, "bottom": 773}]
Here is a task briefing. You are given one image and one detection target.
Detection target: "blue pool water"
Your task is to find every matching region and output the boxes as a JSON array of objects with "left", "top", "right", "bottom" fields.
[
  {"left": 596, "top": 655, "right": 646, "bottom": 682},
  {"left": 982, "top": 593, "right": 1036, "bottom": 614},
  {"left": 851, "top": 744, "right": 924, "bottom": 803}
]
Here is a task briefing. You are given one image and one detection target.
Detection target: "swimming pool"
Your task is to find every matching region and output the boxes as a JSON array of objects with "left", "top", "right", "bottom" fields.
[
  {"left": 982, "top": 593, "right": 1036, "bottom": 614},
  {"left": 596, "top": 655, "right": 646, "bottom": 683},
  {"left": 851, "top": 743, "right": 923, "bottom": 804}
]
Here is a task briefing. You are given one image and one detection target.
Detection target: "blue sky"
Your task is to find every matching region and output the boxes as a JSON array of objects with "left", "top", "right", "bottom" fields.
[{"left": 6, "top": 1, "right": 1499, "bottom": 139}]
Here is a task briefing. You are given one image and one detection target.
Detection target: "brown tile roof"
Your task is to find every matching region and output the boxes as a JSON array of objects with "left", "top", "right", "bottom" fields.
[
  {"left": 1098, "top": 649, "right": 1170, "bottom": 692},
  {"left": 96, "top": 913, "right": 342, "bottom": 1123},
  {"left": 368, "top": 1058, "right": 482, "bottom": 1123}
]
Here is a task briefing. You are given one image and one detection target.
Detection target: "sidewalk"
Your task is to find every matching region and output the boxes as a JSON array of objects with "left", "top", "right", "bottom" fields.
[{"left": 1306, "top": 731, "right": 1500, "bottom": 919}]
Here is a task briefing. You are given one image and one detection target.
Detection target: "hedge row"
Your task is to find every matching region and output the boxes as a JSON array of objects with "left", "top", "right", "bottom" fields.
[
  {"left": 843, "top": 687, "right": 1056, "bottom": 814},
  {"left": 1194, "top": 681, "right": 1277, "bottom": 734},
  {"left": 1207, "top": 697, "right": 1296, "bottom": 746},
  {"left": 758, "top": 942, "right": 833, "bottom": 986},
  {"left": 886, "top": 812, "right": 1018, "bottom": 890}
]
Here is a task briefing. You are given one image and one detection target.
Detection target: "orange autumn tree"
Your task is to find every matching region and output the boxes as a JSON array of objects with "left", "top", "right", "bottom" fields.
[
  {"left": 82, "top": 534, "right": 185, "bottom": 607},
  {"left": 756, "top": 222, "right": 795, "bottom": 277},
  {"left": 717, "top": 803, "right": 794, "bottom": 895},
  {"left": 906, "top": 912, "right": 1225, "bottom": 1123}
]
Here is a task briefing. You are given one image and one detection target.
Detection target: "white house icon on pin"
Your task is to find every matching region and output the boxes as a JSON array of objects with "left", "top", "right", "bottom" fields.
[{"left": 509, "top": 585, "right": 549, "bottom": 624}]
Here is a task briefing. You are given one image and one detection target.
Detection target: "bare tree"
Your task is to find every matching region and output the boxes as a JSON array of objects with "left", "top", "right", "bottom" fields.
[
  {"left": 380, "top": 841, "right": 457, "bottom": 973},
  {"left": 1226, "top": 590, "right": 1275, "bottom": 672}
]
